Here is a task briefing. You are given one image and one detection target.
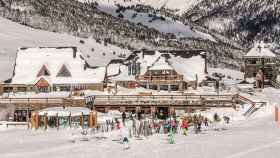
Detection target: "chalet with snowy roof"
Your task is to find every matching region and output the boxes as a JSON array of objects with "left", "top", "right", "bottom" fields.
[
  {"left": 107, "top": 50, "right": 207, "bottom": 91},
  {"left": 243, "top": 42, "right": 278, "bottom": 84},
  {"left": 0, "top": 47, "right": 106, "bottom": 94}
]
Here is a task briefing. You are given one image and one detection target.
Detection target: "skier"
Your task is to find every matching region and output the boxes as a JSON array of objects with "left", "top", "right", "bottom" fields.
[
  {"left": 168, "top": 128, "right": 175, "bottom": 144},
  {"left": 121, "top": 125, "right": 130, "bottom": 150},
  {"left": 204, "top": 117, "right": 209, "bottom": 127},
  {"left": 193, "top": 114, "right": 199, "bottom": 134},
  {"left": 122, "top": 112, "right": 126, "bottom": 125},
  {"left": 197, "top": 115, "right": 203, "bottom": 133},
  {"left": 213, "top": 113, "right": 221, "bottom": 130},
  {"left": 223, "top": 115, "right": 230, "bottom": 129},
  {"left": 180, "top": 117, "right": 188, "bottom": 136},
  {"left": 115, "top": 118, "right": 121, "bottom": 130},
  {"left": 171, "top": 118, "right": 177, "bottom": 133}
]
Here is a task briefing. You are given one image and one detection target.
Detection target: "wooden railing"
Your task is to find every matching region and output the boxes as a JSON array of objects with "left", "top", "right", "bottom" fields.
[
  {"left": 0, "top": 98, "right": 64, "bottom": 104},
  {"left": 0, "top": 121, "right": 28, "bottom": 128},
  {"left": 86, "top": 94, "right": 236, "bottom": 107},
  {"left": 136, "top": 75, "right": 184, "bottom": 81},
  {"left": 237, "top": 95, "right": 266, "bottom": 116},
  {"left": 270, "top": 80, "right": 280, "bottom": 89}
]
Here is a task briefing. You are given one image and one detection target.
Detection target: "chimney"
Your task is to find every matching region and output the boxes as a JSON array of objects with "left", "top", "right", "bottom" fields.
[
  {"left": 84, "top": 62, "right": 87, "bottom": 70},
  {"left": 201, "top": 52, "right": 208, "bottom": 74},
  {"left": 73, "top": 47, "right": 77, "bottom": 58},
  {"left": 258, "top": 45, "right": 262, "bottom": 53},
  {"left": 258, "top": 41, "right": 264, "bottom": 53}
]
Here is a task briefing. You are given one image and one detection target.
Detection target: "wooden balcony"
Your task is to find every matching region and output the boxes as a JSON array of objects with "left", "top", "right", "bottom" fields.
[
  {"left": 85, "top": 94, "right": 237, "bottom": 108},
  {"left": 136, "top": 75, "right": 184, "bottom": 81}
]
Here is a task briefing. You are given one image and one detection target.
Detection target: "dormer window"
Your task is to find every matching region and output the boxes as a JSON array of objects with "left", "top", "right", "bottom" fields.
[
  {"left": 56, "top": 64, "right": 71, "bottom": 77},
  {"left": 37, "top": 65, "right": 51, "bottom": 77}
]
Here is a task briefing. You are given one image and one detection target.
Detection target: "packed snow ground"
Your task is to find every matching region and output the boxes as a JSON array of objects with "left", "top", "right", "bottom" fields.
[
  {"left": 1, "top": 85, "right": 280, "bottom": 158},
  {"left": 0, "top": 17, "right": 131, "bottom": 82},
  {"left": 0, "top": 112, "right": 278, "bottom": 158}
]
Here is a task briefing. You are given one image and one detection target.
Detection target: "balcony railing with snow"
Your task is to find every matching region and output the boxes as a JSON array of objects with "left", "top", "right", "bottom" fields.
[
  {"left": 86, "top": 94, "right": 236, "bottom": 107},
  {"left": 136, "top": 75, "right": 184, "bottom": 81}
]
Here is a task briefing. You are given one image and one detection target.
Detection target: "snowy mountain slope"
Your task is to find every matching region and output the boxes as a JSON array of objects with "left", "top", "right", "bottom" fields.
[
  {"left": 184, "top": 0, "right": 280, "bottom": 47},
  {"left": 80, "top": 0, "right": 202, "bottom": 15},
  {"left": 0, "top": 0, "right": 246, "bottom": 70},
  {"left": 0, "top": 17, "right": 131, "bottom": 82},
  {"left": 0, "top": 0, "right": 170, "bottom": 51},
  {"left": 94, "top": 1, "right": 215, "bottom": 41}
]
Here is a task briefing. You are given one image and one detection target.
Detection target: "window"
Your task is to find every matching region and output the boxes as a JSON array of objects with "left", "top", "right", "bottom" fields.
[
  {"left": 35, "top": 77, "right": 49, "bottom": 88},
  {"left": 4, "top": 87, "right": 13, "bottom": 93},
  {"left": 37, "top": 65, "right": 51, "bottom": 77},
  {"left": 57, "top": 64, "right": 71, "bottom": 77},
  {"left": 17, "top": 87, "right": 27, "bottom": 92},
  {"left": 60, "top": 86, "right": 71, "bottom": 91}
]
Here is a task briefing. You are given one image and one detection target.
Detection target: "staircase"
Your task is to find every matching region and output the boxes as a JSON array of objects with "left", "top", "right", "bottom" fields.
[
  {"left": 237, "top": 95, "right": 266, "bottom": 117},
  {"left": 244, "top": 102, "right": 266, "bottom": 117},
  {"left": 270, "top": 80, "right": 280, "bottom": 89}
]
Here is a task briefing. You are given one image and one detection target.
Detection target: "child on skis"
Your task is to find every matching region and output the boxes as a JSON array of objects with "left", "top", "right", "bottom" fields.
[{"left": 121, "top": 125, "right": 130, "bottom": 150}]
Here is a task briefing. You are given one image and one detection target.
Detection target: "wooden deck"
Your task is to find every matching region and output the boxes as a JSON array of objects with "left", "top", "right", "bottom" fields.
[
  {"left": 0, "top": 94, "right": 266, "bottom": 113},
  {"left": 85, "top": 94, "right": 237, "bottom": 109}
]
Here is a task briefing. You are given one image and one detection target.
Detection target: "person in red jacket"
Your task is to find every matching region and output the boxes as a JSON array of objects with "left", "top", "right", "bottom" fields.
[{"left": 180, "top": 118, "right": 188, "bottom": 136}]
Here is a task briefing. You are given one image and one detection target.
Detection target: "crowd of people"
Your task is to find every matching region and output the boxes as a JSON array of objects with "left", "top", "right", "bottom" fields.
[{"left": 89, "top": 112, "right": 231, "bottom": 150}]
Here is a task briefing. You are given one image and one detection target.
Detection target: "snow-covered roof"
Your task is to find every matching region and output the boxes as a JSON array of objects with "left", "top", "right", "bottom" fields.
[
  {"left": 245, "top": 42, "right": 276, "bottom": 58},
  {"left": 109, "top": 50, "right": 206, "bottom": 82},
  {"left": 170, "top": 55, "right": 205, "bottom": 82},
  {"left": 109, "top": 65, "right": 136, "bottom": 81},
  {"left": 11, "top": 47, "right": 106, "bottom": 85},
  {"left": 149, "top": 57, "right": 174, "bottom": 71},
  {"left": 38, "top": 107, "right": 91, "bottom": 116}
]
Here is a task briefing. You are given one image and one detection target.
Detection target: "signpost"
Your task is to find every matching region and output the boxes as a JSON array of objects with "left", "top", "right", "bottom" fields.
[{"left": 275, "top": 106, "right": 279, "bottom": 127}]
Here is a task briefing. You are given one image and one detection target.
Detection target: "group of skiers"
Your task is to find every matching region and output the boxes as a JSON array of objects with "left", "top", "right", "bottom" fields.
[{"left": 91, "top": 112, "right": 231, "bottom": 149}]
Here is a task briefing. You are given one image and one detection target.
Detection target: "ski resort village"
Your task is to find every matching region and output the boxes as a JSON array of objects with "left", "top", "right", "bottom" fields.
[{"left": 1, "top": 0, "right": 280, "bottom": 158}]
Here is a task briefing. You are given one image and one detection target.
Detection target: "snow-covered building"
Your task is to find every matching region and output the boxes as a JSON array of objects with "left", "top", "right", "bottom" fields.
[
  {"left": 0, "top": 47, "right": 106, "bottom": 94},
  {"left": 243, "top": 42, "right": 278, "bottom": 83},
  {"left": 107, "top": 50, "right": 207, "bottom": 91}
]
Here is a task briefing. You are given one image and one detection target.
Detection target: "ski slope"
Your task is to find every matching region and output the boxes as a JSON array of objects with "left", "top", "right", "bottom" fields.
[
  {"left": 0, "top": 17, "right": 131, "bottom": 82},
  {"left": 94, "top": 1, "right": 215, "bottom": 41},
  {"left": 80, "top": 0, "right": 214, "bottom": 41}
]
